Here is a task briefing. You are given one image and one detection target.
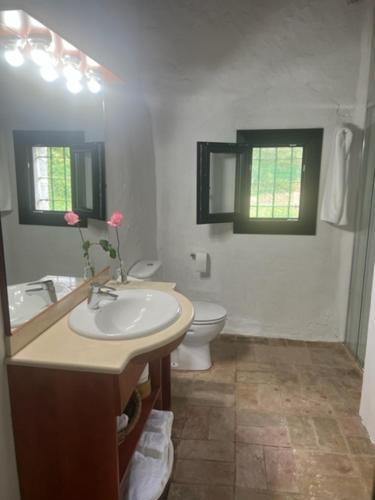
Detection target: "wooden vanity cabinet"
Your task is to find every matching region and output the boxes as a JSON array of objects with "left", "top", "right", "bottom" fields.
[{"left": 7, "top": 338, "right": 180, "bottom": 500}]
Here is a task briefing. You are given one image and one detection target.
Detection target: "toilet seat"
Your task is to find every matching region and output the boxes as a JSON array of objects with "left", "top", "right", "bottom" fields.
[{"left": 191, "top": 301, "right": 227, "bottom": 325}]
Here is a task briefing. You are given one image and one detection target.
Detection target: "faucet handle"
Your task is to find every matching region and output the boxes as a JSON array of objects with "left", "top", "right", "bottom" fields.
[
  {"left": 26, "top": 279, "right": 57, "bottom": 303},
  {"left": 100, "top": 284, "right": 116, "bottom": 291},
  {"left": 88, "top": 282, "right": 118, "bottom": 309},
  {"left": 90, "top": 283, "right": 116, "bottom": 292},
  {"left": 90, "top": 282, "right": 101, "bottom": 292},
  {"left": 27, "top": 279, "right": 54, "bottom": 289}
]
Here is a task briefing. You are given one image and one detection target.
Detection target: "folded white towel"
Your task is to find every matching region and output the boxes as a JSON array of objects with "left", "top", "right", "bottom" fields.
[
  {"left": 125, "top": 442, "right": 173, "bottom": 500},
  {"left": 137, "top": 430, "right": 169, "bottom": 459},
  {"left": 117, "top": 414, "right": 129, "bottom": 432},
  {"left": 138, "top": 364, "right": 149, "bottom": 385},
  {"left": 144, "top": 409, "right": 173, "bottom": 438}
]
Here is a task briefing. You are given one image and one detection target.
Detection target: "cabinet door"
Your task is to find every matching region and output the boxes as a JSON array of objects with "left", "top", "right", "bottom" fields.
[{"left": 197, "top": 142, "right": 249, "bottom": 224}]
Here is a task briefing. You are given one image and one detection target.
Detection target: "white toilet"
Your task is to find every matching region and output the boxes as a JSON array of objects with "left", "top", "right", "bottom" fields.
[
  {"left": 128, "top": 260, "right": 227, "bottom": 371},
  {"left": 171, "top": 301, "right": 227, "bottom": 370}
]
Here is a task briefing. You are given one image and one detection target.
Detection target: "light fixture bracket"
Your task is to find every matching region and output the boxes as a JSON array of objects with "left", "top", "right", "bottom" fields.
[
  {"left": 62, "top": 54, "right": 81, "bottom": 69},
  {"left": 1, "top": 35, "right": 25, "bottom": 50},
  {"left": 27, "top": 32, "right": 52, "bottom": 50}
]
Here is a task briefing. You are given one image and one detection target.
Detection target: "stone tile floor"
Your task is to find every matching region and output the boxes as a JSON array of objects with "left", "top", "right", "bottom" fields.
[{"left": 167, "top": 336, "right": 375, "bottom": 500}]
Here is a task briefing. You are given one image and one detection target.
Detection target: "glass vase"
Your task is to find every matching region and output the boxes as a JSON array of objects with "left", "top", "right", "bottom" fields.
[
  {"left": 115, "top": 260, "right": 128, "bottom": 284},
  {"left": 83, "top": 264, "right": 95, "bottom": 280}
]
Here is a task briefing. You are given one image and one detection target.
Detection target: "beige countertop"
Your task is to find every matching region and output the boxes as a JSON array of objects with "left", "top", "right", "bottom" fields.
[{"left": 7, "top": 281, "right": 194, "bottom": 374}]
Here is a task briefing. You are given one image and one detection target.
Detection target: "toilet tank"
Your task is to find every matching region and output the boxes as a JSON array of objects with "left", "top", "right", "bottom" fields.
[{"left": 128, "top": 260, "right": 162, "bottom": 281}]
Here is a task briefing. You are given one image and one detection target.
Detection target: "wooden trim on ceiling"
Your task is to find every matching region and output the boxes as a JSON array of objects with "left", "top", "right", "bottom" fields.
[{"left": 0, "top": 9, "right": 121, "bottom": 83}]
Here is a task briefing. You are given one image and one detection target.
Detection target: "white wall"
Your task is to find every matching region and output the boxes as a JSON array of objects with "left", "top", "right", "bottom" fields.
[
  {"left": 134, "top": 0, "right": 372, "bottom": 341},
  {"left": 105, "top": 85, "right": 158, "bottom": 272}
]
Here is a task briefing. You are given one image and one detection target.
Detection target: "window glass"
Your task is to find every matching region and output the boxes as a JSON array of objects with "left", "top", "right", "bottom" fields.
[
  {"left": 32, "top": 146, "right": 72, "bottom": 211},
  {"left": 250, "top": 146, "right": 303, "bottom": 219}
]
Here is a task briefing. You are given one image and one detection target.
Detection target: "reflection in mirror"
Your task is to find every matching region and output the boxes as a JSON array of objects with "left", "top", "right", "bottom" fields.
[{"left": 0, "top": 10, "right": 118, "bottom": 334}]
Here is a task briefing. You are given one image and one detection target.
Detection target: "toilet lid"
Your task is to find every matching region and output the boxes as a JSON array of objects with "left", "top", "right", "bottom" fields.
[{"left": 192, "top": 301, "right": 227, "bottom": 324}]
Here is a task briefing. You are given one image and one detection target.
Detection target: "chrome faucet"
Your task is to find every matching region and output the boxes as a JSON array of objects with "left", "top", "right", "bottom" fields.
[
  {"left": 87, "top": 283, "right": 118, "bottom": 310},
  {"left": 26, "top": 279, "right": 57, "bottom": 304}
]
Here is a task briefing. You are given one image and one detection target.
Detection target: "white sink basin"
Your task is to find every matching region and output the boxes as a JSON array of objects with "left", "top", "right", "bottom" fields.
[
  {"left": 8, "top": 281, "right": 71, "bottom": 328},
  {"left": 69, "top": 288, "right": 181, "bottom": 340}
]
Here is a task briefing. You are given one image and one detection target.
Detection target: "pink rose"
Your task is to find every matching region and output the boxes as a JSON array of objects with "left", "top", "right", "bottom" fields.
[
  {"left": 64, "top": 211, "right": 80, "bottom": 225},
  {"left": 107, "top": 211, "right": 124, "bottom": 228}
]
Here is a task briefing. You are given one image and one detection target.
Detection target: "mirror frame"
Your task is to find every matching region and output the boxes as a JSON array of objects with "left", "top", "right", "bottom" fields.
[{"left": 0, "top": 218, "right": 11, "bottom": 336}]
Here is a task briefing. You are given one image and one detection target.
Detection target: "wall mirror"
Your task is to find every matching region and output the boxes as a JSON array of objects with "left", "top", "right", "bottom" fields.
[{"left": 0, "top": 10, "right": 119, "bottom": 337}]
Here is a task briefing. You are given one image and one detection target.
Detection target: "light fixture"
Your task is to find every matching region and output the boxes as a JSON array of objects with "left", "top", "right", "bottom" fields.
[
  {"left": 4, "top": 46, "right": 24, "bottom": 67},
  {"left": 62, "top": 40, "right": 77, "bottom": 51},
  {"left": 29, "top": 17, "right": 45, "bottom": 29},
  {"left": 28, "top": 35, "right": 53, "bottom": 67},
  {"left": 86, "top": 56, "right": 100, "bottom": 68},
  {"left": 31, "top": 46, "right": 51, "bottom": 66},
  {"left": 3, "top": 38, "right": 25, "bottom": 67},
  {"left": 62, "top": 54, "right": 82, "bottom": 82},
  {"left": 1, "top": 13, "right": 111, "bottom": 95},
  {"left": 66, "top": 79, "right": 82, "bottom": 94},
  {"left": 63, "top": 64, "right": 82, "bottom": 81},
  {"left": 2, "top": 10, "right": 22, "bottom": 30},
  {"left": 86, "top": 70, "right": 102, "bottom": 94},
  {"left": 40, "top": 64, "right": 59, "bottom": 82}
]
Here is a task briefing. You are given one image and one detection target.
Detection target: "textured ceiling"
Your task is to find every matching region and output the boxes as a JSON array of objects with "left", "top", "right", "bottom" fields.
[{"left": 133, "top": 0, "right": 366, "bottom": 103}]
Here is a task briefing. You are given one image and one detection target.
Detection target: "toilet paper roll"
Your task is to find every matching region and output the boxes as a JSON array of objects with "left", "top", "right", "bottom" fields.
[{"left": 195, "top": 252, "right": 208, "bottom": 273}]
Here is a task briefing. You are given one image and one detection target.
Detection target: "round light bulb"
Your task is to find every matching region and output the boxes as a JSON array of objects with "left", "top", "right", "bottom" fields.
[
  {"left": 66, "top": 79, "right": 82, "bottom": 94},
  {"left": 4, "top": 48, "right": 24, "bottom": 67},
  {"left": 31, "top": 47, "right": 51, "bottom": 67},
  {"left": 87, "top": 77, "right": 101, "bottom": 94},
  {"left": 3, "top": 11, "right": 22, "bottom": 30},
  {"left": 63, "top": 64, "right": 82, "bottom": 82},
  {"left": 40, "top": 65, "right": 59, "bottom": 82}
]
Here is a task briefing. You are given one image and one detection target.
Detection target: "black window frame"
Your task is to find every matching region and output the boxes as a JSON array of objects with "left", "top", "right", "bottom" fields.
[
  {"left": 197, "top": 142, "right": 249, "bottom": 224},
  {"left": 13, "top": 130, "right": 106, "bottom": 227},
  {"left": 197, "top": 128, "right": 323, "bottom": 235},
  {"left": 70, "top": 142, "right": 106, "bottom": 222}
]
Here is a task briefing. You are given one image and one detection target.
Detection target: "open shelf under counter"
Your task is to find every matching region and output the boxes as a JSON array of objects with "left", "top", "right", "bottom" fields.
[{"left": 118, "top": 386, "right": 161, "bottom": 490}]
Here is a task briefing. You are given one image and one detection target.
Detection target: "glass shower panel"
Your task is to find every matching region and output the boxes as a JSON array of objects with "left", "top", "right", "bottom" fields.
[
  {"left": 345, "top": 106, "right": 375, "bottom": 366},
  {"left": 357, "top": 107, "right": 375, "bottom": 363},
  {"left": 345, "top": 23, "right": 375, "bottom": 366}
]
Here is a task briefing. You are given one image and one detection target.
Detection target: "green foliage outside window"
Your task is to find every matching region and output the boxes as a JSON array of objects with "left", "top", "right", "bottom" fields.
[
  {"left": 33, "top": 146, "right": 72, "bottom": 212},
  {"left": 47, "top": 147, "right": 72, "bottom": 211},
  {"left": 250, "top": 146, "right": 303, "bottom": 219}
]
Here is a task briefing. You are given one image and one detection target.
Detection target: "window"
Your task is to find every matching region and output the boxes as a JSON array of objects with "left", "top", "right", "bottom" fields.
[
  {"left": 13, "top": 131, "right": 106, "bottom": 226},
  {"left": 197, "top": 129, "right": 323, "bottom": 235}
]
